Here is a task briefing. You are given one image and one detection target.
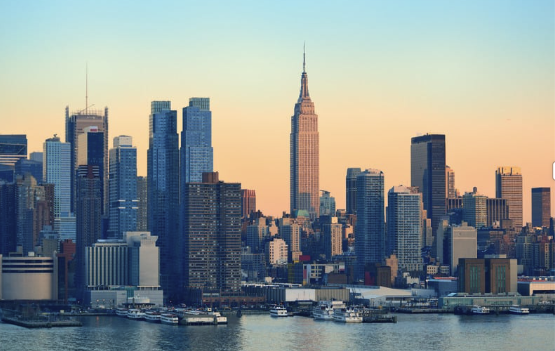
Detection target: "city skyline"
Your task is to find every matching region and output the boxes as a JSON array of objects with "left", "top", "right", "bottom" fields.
[{"left": 1, "top": 1, "right": 553, "bottom": 223}]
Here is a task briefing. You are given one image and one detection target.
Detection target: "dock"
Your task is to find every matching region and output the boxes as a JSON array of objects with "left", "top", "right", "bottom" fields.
[
  {"left": 362, "top": 315, "right": 397, "bottom": 323},
  {"left": 1, "top": 316, "right": 82, "bottom": 328}
]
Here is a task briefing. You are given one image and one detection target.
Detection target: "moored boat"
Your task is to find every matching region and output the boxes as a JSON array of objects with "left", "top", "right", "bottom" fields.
[
  {"left": 270, "top": 306, "right": 288, "bottom": 317},
  {"left": 509, "top": 305, "right": 529, "bottom": 314},
  {"left": 333, "top": 307, "right": 362, "bottom": 323},
  {"left": 470, "top": 305, "right": 490, "bottom": 314},
  {"left": 127, "top": 309, "right": 146, "bottom": 320},
  {"left": 145, "top": 310, "right": 161, "bottom": 322},
  {"left": 160, "top": 313, "right": 179, "bottom": 325},
  {"left": 116, "top": 308, "right": 128, "bottom": 317},
  {"left": 313, "top": 301, "right": 344, "bottom": 320}
]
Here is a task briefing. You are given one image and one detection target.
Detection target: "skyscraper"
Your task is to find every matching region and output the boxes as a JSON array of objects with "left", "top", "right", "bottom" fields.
[
  {"left": 147, "top": 101, "right": 179, "bottom": 300},
  {"left": 290, "top": 51, "right": 319, "bottom": 219},
  {"left": 532, "top": 187, "right": 551, "bottom": 228},
  {"left": 136, "top": 176, "right": 148, "bottom": 231},
  {"left": 108, "top": 136, "right": 137, "bottom": 238},
  {"left": 411, "top": 134, "right": 446, "bottom": 234},
  {"left": 0, "top": 134, "right": 27, "bottom": 182},
  {"left": 462, "top": 189, "right": 487, "bottom": 229},
  {"left": 75, "top": 165, "right": 102, "bottom": 294},
  {"left": 446, "top": 165, "right": 456, "bottom": 199},
  {"left": 182, "top": 172, "right": 242, "bottom": 296},
  {"left": 355, "top": 169, "right": 385, "bottom": 279},
  {"left": 346, "top": 168, "right": 362, "bottom": 215},
  {"left": 43, "top": 136, "right": 71, "bottom": 217},
  {"left": 180, "top": 97, "right": 213, "bottom": 184},
  {"left": 319, "top": 190, "right": 336, "bottom": 217},
  {"left": 77, "top": 126, "right": 105, "bottom": 214},
  {"left": 495, "top": 167, "right": 523, "bottom": 229},
  {"left": 241, "top": 189, "right": 256, "bottom": 219},
  {"left": 66, "top": 106, "right": 108, "bottom": 214},
  {"left": 386, "top": 185, "right": 423, "bottom": 272}
]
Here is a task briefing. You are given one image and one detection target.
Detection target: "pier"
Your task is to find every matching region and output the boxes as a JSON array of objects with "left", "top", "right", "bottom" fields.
[{"left": 1, "top": 316, "right": 82, "bottom": 328}]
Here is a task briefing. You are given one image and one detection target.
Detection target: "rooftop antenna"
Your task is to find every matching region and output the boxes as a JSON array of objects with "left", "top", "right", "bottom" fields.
[
  {"left": 303, "top": 42, "right": 306, "bottom": 72},
  {"left": 86, "top": 63, "right": 88, "bottom": 115}
]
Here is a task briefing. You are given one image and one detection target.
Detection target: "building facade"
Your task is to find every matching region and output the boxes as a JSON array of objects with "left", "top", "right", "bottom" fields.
[
  {"left": 180, "top": 97, "right": 213, "bottom": 184},
  {"left": 182, "top": 172, "right": 242, "bottom": 296},
  {"left": 386, "top": 186, "right": 423, "bottom": 272},
  {"left": 65, "top": 106, "right": 108, "bottom": 214},
  {"left": 532, "top": 187, "right": 551, "bottom": 228},
  {"left": 495, "top": 167, "right": 523, "bottom": 230},
  {"left": 355, "top": 169, "right": 385, "bottom": 279},
  {"left": 290, "top": 53, "right": 319, "bottom": 219},
  {"left": 241, "top": 189, "right": 256, "bottom": 219},
  {"left": 346, "top": 168, "right": 362, "bottom": 215},
  {"left": 147, "top": 101, "right": 179, "bottom": 300},
  {"left": 411, "top": 134, "right": 446, "bottom": 235},
  {"left": 108, "top": 136, "right": 137, "bottom": 238}
]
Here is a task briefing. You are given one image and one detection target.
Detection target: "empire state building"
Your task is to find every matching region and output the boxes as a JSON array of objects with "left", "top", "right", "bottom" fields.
[{"left": 290, "top": 52, "right": 319, "bottom": 219}]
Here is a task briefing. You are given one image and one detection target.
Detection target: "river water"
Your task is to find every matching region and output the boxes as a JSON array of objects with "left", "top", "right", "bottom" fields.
[{"left": 1, "top": 313, "right": 553, "bottom": 351}]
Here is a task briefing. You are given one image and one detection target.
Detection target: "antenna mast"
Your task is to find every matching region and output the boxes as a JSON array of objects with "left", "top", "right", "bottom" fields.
[{"left": 86, "top": 63, "right": 88, "bottom": 115}]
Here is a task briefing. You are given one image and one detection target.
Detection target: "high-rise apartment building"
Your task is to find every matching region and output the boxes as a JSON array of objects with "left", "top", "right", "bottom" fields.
[
  {"left": 319, "top": 190, "right": 336, "bottom": 217},
  {"left": 462, "top": 189, "right": 487, "bottom": 229},
  {"left": 65, "top": 106, "right": 108, "bottom": 214},
  {"left": 241, "top": 189, "right": 256, "bottom": 219},
  {"left": 180, "top": 97, "right": 213, "bottom": 184},
  {"left": 495, "top": 167, "right": 523, "bottom": 229},
  {"left": 290, "top": 53, "right": 319, "bottom": 219},
  {"left": 43, "top": 136, "right": 72, "bottom": 217},
  {"left": 182, "top": 172, "right": 242, "bottom": 295},
  {"left": 411, "top": 134, "right": 446, "bottom": 235},
  {"left": 386, "top": 186, "right": 423, "bottom": 272},
  {"left": 446, "top": 165, "right": 456, "bottom": 199},
  {"left": 109, "top": 136, "right": 137, "bottom": 238},
  {"left": 136, "top": 176, "right": 148, "bottom": 231},
  {"left": 355, "top": 169, "right": 385, "bottom": 279},
  {"left": 147, "top": 101, "right": 179, "bottom": 300},
  {"left": 346, "top": 168, "right": 362, "bottom": 215},
  {"left": 532, "top": 187, "right": 551, "bottom": 228},
  {"left": 322, "top": 216, "right": 342, "bottom": 260}
]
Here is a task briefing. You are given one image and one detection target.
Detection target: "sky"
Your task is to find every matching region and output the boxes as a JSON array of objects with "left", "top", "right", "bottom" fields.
[{"left": 1, "top": 0, "right": 553, "bottom": 223}]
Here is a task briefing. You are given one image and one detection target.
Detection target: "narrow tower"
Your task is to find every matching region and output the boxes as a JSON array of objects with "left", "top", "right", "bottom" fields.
[{"left": 290, "top": 48, "right": 319, "bottom": 219}]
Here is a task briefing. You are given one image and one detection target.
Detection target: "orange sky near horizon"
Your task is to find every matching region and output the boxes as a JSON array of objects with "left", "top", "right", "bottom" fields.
[{"left": 1, "top": 1, "right": 553, "bottom": 224}]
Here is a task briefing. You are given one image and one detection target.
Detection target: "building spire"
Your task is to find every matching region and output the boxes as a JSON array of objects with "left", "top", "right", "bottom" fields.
[
  {"left": 299, "top": 44, "right": 310, "bottom": 101},
  {"left": 85, "top": 63, "right": 88, "bottom": 115},
  {"left": 303, "top": 42, "right": 306, "bottom": 73}
]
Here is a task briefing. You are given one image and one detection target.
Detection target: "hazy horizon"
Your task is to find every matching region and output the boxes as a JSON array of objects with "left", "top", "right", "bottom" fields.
[{"left": 1, "top": 0, "right": 553, "bottom": 223}]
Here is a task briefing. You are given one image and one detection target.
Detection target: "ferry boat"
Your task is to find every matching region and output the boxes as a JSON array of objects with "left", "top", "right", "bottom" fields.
[
  {"left": 208, "top": 311, "right": 228, "bottom": 324},
  {"left": 160, "top": 313, "right": 179, "bottom": 325},
  {"left": 115, "top": 308, "right": 128, "bottom": 317},
  {"left": 313, "top": 301, "right": 345, "bottom": 321},
  {"left": 144, "top": 310, "right": 161, "bottom": 322},
  {"left": 127, "top": 309, "right": 146, "bottom": 320},
  {"left": 270, "top": 306, "right": 288, "bottom": 317},
  {"left": 470, "top": 305, "right": 490, "bottom": 314},
  {"left": 333, "top": 307, "right": 363, "bottom": 323},
  {"left": 508, "top": 305, "right": 529, "bottom": 314}
]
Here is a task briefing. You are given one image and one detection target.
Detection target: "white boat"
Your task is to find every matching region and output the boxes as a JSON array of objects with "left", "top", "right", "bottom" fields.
[
  {"left": 145, "top": 310, "right": 161, "bottom": 322},
  {"left": 127, "top": 309, "right": 146, "bottom": 320},
  {"left": 115, "top": 308, "right": 128, "bottom": 317},
  {"left": 160, "top": 313, "right": 179, "bottom": 325},
  {"left": 333, "top": 307, "right": 362, "bottom": 323},
  {"left": 470, "top": 305, "right": 490, "bottom": 314},
  {"left": 313, "top": 301, "right": 344, "bottom": 320},
  {"left": 209, "top": 311, "right": 228, "bottom": 324},
  {"left": 509, "top": 305, "right": 529, "bottom": 314},
  {"left": 270, "top": 306, "right": 288, "bottom": 317}
]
